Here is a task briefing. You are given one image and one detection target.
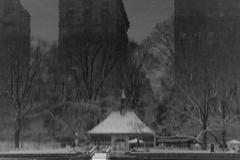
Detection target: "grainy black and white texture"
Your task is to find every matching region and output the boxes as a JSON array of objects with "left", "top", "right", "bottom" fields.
[{"left": 1, "top": 0, "right": 240, "bottom": 157}]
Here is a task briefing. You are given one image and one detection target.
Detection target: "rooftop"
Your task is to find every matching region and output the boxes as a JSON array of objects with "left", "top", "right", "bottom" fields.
[{"left": 88, "top": 110, "right": 154, "bottom": 135}]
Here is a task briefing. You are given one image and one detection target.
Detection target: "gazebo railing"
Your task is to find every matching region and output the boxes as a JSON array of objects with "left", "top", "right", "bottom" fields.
[{"left": 89, "top": 146, "right": 97, "bottom": 157}]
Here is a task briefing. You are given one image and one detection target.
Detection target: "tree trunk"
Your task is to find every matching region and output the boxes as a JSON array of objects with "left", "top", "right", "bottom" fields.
[
  {"left": 202, "top": 124, "right": 208, "bottom": 150},
  {"left": 222, "top": 128, "right": 227, "bottom": 150},
  {"left": 15, "top": 107, "right": 22, "bottom": 149},
  {"left": 221, "top": 103, "right": 228, "bottom": 150},
  {"left": 14, "top": 125, "right": 21, "bottom": 148}
]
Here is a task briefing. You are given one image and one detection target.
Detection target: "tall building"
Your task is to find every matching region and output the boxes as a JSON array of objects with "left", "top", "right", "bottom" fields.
[
  {"left": 0, "top": 0, "right": 30, "bottom": 70},
  {"left": 175, "top": 0, "right": 240, "bottom": 83},
  {"left": 58, "top": 0, "right": 129, "bottom": 68},
  {"left": 59, "top": 0, "right": 129, "bottom": 39},
  {"left": 0, "top": 0, "right": 30, "bottom": 140},
  {"left": 57, "top": 0, "right": 130, "bottom": 99},
  {"left": 174, "top": 0, "right": 240, "bottom": 143}
]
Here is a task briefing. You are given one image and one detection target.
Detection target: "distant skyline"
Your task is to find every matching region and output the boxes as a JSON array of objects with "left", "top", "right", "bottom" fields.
[{"left": 21, "top": 0, "right": 173, "bottom": 43}]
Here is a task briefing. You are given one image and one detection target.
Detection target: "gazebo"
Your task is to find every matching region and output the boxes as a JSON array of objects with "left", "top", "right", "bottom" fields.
[{"left": 88, "top": 110, "right": 156, "bottom": 152}]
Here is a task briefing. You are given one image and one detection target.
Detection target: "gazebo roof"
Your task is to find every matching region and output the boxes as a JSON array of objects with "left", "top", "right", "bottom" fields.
[
  {"left": 88, "top": 110, "right": 155, "bottom": 135},
  {"left": 157, "top": 135, "right": 200, "bottom": 144}
]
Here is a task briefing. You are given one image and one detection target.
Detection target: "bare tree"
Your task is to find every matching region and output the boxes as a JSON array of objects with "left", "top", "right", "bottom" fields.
[
  {"left": 45, "top": 101, "right": 102, "bottom": 143},
  {"left": 0, "top": 37, "right": 45, "bottom": 148},
  {"left": 208, "top": 71, "right": 240, "bottom": 150},
  {"left": 135, "top": 18, "right": 174, "bottom": 131},
  {"left": 131, "top": 121, "right": 145, "bottom": 148},
  {"left": 174, "top": 12, "right": 217, "bottom": 149},
  {"left": 175, "top": 71, "right": 214, "bottom": 150},
  {"left": 59, "top": 30, "right": 126, "bottom": 101},
  {"left": 115, "top": 41, "right": 150, "bottom": 111},
  {"left": 45, "top": 42, "right": 118, "bottom": 140},
  {"left": 174, "top": 10, "right": 240, "bottom": 150}
]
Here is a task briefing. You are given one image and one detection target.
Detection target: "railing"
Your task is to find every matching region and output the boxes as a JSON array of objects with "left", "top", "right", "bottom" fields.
[
  {"left": 106, "top": 146, "right": 111, "bottom": 153},
  {"left": 89, "top": 146, "right": 97, "bottom": 157},
  {"left": 100, "top": 146, "right": 111, "bottom": 153},
  {"left": 90, "top": 145, "right": 111, "bottom": 160},
  {"left": 105, "top": 146, "right": 112, "bottom": 160}
]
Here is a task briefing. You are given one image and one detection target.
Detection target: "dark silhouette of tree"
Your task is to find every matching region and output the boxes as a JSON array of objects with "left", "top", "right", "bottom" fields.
[
  {"left": 136, "top": 19, "right": 174, "bottom": 130},
  {"left": 58, "top": 32, "right": 125, "bottom": 101},
  {"left": 175, "top": 9, "right": 240, "bottom": 150},
  {"left": 0, "top": 38, "right": 46, "bottom": 148},
  {"left": 208, "top": 70, "right": 240, "bottom": 150},
  {"left": 175, "top": 12, "right": 216, "bottom": 150}
]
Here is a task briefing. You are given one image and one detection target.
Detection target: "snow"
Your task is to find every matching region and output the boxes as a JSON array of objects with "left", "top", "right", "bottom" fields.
[
  {"left": 92, "top": 153, "right": 107, "bottom": 160},
  {"left": 145, "top": 149, "right": 210, "bottom": 153},
  {"left": 0, "top": 147, "right": 80, "bottom": 154},
  {"left": 128, "top": 138, "right": 144, "bottom": 144},
  {"left": 88, "top": 110, "right": 154, "bottom": 135}
]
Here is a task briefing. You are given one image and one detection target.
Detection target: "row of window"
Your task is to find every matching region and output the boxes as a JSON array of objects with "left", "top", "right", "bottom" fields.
[
  {"left": 63, "top": 0, "right": 114, "bottom": 24},
  {"left": 63, "top": 9, "right": 117, "bottom": 25}
]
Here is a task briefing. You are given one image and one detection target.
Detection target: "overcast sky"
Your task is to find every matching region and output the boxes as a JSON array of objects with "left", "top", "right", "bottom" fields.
[{"left": 21, "top": 0, "right": 173, "bottom": 43}]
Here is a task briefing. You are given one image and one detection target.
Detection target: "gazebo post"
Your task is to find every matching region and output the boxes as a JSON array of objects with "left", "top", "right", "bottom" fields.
[
  {"left": 111, "top": 135, "right": 116, "bottom": 151},
  {"left": 125, "top": 135, "right": 129, "bottom": 151},
  {"left": 144, "top": 136, "right": 146, "bottom": 148},
  {"left": 154, "top": 135, "right": 156, "bottom": 147}
]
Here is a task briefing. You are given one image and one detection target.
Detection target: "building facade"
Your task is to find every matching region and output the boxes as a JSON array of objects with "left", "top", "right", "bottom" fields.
[
  {"left": 174, "top": 0, "right": 240, "bottom": 146},
  {"left": 175, "top": 0, "right": 240, "bottom": 83},
  {"left": 57, "top": 0, "right": 130, "bottom": 100},
  {"left": 0, "top": 0, "right": 30, "bottom": 140},
  {"left": 58, "top": 0, "right": 129, "bottom": 68},
  {"left": 0, "top": 0, "right": 30, "bottom": 70},
  {"left": 59, "top": 0, "right": 129, "bottom": 39}
]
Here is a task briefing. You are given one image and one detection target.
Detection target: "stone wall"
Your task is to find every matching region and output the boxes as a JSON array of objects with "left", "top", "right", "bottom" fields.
[{"left": 111, "top": 153, "right": 240, "bottom": 160}]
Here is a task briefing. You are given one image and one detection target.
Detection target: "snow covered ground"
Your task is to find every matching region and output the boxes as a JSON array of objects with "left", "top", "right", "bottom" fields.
[
  {"left": 92, "top": 153, "right": 107, "bottom": 160},
  {"left": 0, "top": 147, "right": 89, "bottom": 154},
  {"left": 0, "top": 148, "right": 74, "bottom": 154},
  {"left": 148, "top": 148, "right": 210, "bottom": 153}
]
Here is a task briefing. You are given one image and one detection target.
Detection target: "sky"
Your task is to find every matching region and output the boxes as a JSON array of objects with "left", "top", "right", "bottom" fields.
[{"left": 21, "top": 0, "right": 173, "bottom": 43}]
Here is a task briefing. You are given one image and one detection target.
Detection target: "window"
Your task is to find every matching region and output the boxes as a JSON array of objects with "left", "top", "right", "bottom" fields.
[
  {"left": 102, "top": 1, "right": 109, "bottom": 10},
  {"left": 101, "top": 10, "right": 109, "bottom": 24},
  {"left": 66, "top": 8, "right": 74, "bottom": 25},
  {"left": 101, "top": 1, "right": 110, "bottom": 24},
  {"left": 82, "top": 0, "right": 92, "bottom": 24},
  {"left": 82, "top": 0, "right": 92, "bottom": 8},
  {"left": 83, "top": 9, "right": 92, "bottom": 24}
]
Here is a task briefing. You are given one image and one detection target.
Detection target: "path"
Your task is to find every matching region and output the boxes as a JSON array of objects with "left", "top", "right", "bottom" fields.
[
  {"left": 91, "top": 146, "right": 111, "bottom": 160},
  {"left": 92, "top": 152, "right": 107, "bottom": 160}
]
